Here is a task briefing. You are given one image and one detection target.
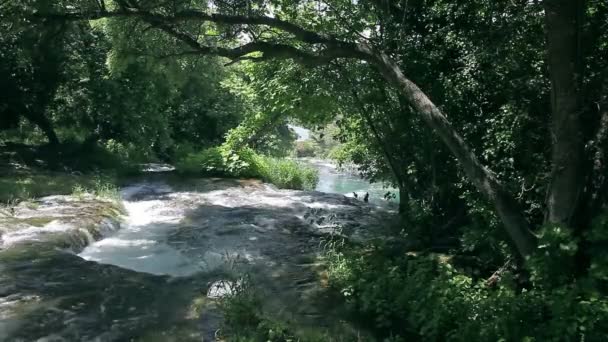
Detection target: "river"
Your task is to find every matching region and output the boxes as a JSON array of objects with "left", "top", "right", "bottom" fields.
[
  {"left": 0, "top": 162, "right": 395, "bottom": 341},
  {"left": 303, "top": 158, "right": 400, "bottom": 205}
]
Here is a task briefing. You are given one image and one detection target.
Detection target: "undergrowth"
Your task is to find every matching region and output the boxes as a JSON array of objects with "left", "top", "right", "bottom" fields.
[
  {"left": 216, "top": 273, "right": 349, "bottom": 342},
  {"left": 0, "top": 172, "right": 121, "bottom": 203},
  {"left": 0, "top": 139, "right": 140, "bottom": 203},
  {"left": 321, "top": 223, "right": 608, "bottom": 342}
]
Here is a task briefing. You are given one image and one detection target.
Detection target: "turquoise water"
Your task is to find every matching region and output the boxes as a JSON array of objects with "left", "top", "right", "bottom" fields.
[{"left": 301, "top": 158, "right": 400, "bottom": 205}]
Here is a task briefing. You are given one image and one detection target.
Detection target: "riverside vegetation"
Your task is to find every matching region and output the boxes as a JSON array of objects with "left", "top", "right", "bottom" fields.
[{"left": 2, "top": 0, "right": 608, "bottom": 341}]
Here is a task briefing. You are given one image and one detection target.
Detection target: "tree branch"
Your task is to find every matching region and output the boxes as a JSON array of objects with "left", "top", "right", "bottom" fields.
[
  {"left": 38, "top": 9, "right": 332, "bottom": 44},
  {"left": 38, "top": 8, "right": 370, "bottom": 66}
]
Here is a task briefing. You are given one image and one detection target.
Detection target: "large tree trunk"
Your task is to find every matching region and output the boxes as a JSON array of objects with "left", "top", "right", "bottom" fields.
[
  {"left": 544, "top": 0, "right": 585, "bottom": 227},
  {"left": 370, "top": 52, "right": 538, "bottom": 258},
  {"left": 22, "top": 109, "right": 60, "bottom": 145}
]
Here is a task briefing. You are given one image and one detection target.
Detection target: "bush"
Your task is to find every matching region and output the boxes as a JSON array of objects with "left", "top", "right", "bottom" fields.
[
  {"left": 103, "top": 139, "right": 150, "bottom": 164},
  {"left": 323, "top": 239, "right": 608, "bottom": 341},
  {"left": 175, "top": 147, "right": 319, "bottom": 190}
]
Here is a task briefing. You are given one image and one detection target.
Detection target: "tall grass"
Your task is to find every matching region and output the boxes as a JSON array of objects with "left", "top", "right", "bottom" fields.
[
  {"left": 71, "top": 178, "right": 121, "bottom": 202},
  {"left": 175, "top": 148, "right": 319, "bottom": 190},
  {"left": 250, "top": 154, "right": 318, "bottom": 190}
]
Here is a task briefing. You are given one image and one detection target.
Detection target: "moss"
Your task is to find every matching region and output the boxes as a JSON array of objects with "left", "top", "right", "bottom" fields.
[{"left": 3, "top": 216, "right": 55, "bottom": 227}]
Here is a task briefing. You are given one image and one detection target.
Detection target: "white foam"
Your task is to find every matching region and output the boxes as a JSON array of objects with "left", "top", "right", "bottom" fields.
[
  {"left": 1, "top": 220, "right": 71, "bottom": 246},
  {"left": 79, "top": 184, "right": 201, "bottom": 277}
]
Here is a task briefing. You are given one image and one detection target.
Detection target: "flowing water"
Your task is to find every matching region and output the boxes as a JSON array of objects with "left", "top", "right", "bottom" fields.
[{"left": 0, "top": 163, "right": 395, "bottom": 341}]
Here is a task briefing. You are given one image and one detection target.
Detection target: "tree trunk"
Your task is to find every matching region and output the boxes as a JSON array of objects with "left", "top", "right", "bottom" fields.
[
  {"left": 544, "top": 0, "right": 585, "bottom": 227},
  {"left": 22, "top": 108, "right": 60, "bottom": 145},
  {"left": 370, "top": 51, "right": 538, "bottom": 258}
]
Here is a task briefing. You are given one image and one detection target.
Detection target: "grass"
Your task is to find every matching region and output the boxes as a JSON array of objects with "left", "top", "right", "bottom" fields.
[
  {"left": 71, "top": 179, "right": 122, "bottom": 202},
  {"left": 216, "top": 275, "right": 333, "bottom": 342},
  {"left": 175, "top": 147, "right": 319, "bottom": 191},
  {"left": 0, "top": 140, "right": 137, "bottom": 204},
  {"left": 0, "top": 169, "right": 122, "bottom": 204},
  {"left": 251, "top": 154, "right": 319, "bottom": 191}
]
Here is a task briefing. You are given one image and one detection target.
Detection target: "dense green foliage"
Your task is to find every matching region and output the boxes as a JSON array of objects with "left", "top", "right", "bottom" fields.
[
  {"left": 1, "top": 1, "right": 254, "bottom": 159},
  {"left": 324, "top": 223, "right": 608, "bottom": 341},
  {"left": 2, "top": 0, "right": 608, "bottom": 340}
]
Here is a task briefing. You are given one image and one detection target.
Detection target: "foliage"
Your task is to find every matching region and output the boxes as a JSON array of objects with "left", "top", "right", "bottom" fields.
[
  {"left": 1, "top": 2, "right": 247, "bottom": 160},
  {"left": 217, "top": 276, "right": 334, "bottom": 342},
  {"left": 218, "top": 277, "right": 264, "bottom": 332},
  {"left": 0, "top": 141, "right": 131, "bottom": 202},
  {"left": 3, "top": 0, "right": 608, "bottom": 340},
  {"left": 174, "top": 147, "right": 227, "bottom": 176},
  {"left": 324, "top": 238, "right": 608, "bottom": 341},
  {"left": 250, "top": 154, "right": 319, "bottom": 191},
  {"left": 295, "top": 140, "right": 319, "bottom": 158},
  {"left": 175, "top": 147, "right": 318, "bottom": 190}
]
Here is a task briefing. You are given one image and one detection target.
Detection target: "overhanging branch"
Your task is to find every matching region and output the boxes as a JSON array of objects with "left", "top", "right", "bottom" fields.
[
  {"left": 37, "top": 8, "right": 332, "bottom": 44},
  {"left": 36, "top": 7, "right": 372, "bottom": 66}
]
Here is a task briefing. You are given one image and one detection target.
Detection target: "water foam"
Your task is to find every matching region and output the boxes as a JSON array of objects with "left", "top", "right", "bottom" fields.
[{"left": 79, "top": 185, "right": 202, "bottom": 277}]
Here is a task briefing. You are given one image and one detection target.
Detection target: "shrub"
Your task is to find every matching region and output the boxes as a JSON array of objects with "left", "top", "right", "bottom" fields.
[
  {"left": 217, "top": 275, "right": 333, "bottom": 342},
  {"left": 323, "top": 239, "right": 608, "bottom": 341},
  {"left": 103, "top": 139, "right": 150, "bottom": 164}
]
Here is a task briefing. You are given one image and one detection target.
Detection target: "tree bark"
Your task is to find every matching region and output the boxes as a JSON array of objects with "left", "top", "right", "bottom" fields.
[
  {"left": 544, "top": 0, "right": 585, "bottom": 227},
  {"left": 22, "top": 110, "right": 59, "bottom": 145}
]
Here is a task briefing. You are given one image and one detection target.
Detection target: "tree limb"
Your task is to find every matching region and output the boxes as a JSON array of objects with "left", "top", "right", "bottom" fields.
[{"left": 38, "top": 9, "right": 333, "bottom": 44}]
